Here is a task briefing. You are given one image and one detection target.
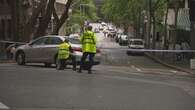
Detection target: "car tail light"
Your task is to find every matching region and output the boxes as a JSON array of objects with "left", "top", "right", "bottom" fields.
[{"left": 72, "top": 47, "right": 82, "bottom": 52}]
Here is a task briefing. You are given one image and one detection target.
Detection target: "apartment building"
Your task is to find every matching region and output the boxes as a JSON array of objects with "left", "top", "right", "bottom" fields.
[{"left": 166, "top": 0, "right": 191, "bottom": 46}]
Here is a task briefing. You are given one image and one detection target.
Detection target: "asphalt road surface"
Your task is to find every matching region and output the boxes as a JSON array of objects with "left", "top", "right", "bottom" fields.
[
  {"left": 0, "top": 23, "right": 195, "bottom": 110},
  {"left": 0, "top": 63, "right": 195, "bottom": 110}
]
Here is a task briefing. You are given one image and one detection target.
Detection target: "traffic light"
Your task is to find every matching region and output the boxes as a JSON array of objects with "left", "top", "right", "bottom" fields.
[{"left": 189, "top": 0, "right": 195, "bottom": 21}]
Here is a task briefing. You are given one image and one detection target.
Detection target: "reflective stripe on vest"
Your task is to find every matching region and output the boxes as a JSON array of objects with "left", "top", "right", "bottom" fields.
[
  {"left": 81, "top": 31, "right": 96, "bottom": 53},
  {"left": 58, "top": 43, "right": 70, "bottom": 59},
  {"left": 82, "top": 32, "right": 95, "bottom": 44}
]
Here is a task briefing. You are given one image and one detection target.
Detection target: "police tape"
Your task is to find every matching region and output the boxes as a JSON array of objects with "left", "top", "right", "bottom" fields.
[{"left": 98, "top": 47, "right": 195, "bottom": 53}]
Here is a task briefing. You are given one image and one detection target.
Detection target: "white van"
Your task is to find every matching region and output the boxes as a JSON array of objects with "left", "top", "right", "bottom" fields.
[
  {"left": 128, "top": 39, "right": 144, "bottom": 49},
  {"left": 127, "top": 39, "right": 144, "bottom": 55}
]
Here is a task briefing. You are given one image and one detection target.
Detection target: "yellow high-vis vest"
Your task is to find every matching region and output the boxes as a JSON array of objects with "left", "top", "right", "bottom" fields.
[
  {"left": 57, "top": 42, "right": 70, "bottom": 59},
  {"left": 81, "top": 31, "right": 96, "bottom": 53}
]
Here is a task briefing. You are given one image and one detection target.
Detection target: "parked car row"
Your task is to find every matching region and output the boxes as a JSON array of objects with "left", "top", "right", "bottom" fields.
[
  {"left": 14, "top": 35, "right": 101, "bottom": 67},
  {"left": 113, "top": 32, "right": 145, "bottom": 55}
]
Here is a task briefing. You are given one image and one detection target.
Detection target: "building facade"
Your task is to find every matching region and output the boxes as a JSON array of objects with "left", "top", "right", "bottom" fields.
[
  {"left": 0, "top": 0, "right": 13, "bottom": 41},
  {"left": 166, "top": 0, "right": 191, "bottom": 48}
]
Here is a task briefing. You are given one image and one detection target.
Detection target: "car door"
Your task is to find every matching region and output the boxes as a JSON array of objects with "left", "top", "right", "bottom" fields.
[
  {"left": 42, "top": 37, "right": 63, "bottom": 63},
  {"left": 25, "top": 37, "right": 47, "bottom": 62}
]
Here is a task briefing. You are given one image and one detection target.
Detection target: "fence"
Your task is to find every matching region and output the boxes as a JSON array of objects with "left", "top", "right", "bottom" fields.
[{"left": 0, "top": 40, "right": 26, "bottom": 60}]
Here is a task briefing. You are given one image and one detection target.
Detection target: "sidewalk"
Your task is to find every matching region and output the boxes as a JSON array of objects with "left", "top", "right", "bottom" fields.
[{"left": 146, "top": 52, "right": 195, "bottom": 75}]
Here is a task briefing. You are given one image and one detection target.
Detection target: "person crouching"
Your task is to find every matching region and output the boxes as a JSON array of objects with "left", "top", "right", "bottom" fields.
[{"left": 56, "top": 39, "right": 76, "bottom": 71}]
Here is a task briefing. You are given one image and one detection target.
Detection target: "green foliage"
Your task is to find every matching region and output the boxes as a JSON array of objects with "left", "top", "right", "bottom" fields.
[
  {"left": 66, "top": 0, "right": 98, "bottom": 33},
  {"left": 102, "top": 0, "right": 167, "bottom": 28}
]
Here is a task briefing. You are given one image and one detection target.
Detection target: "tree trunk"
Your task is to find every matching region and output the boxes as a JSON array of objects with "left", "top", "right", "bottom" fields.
[
  {"left": 173, "top": 8, "right": 179, "bottom": 50},
  {"left": 35, "top": 0, "right": 56, "bottom": 38},
  {"left": 23, "top": 0, "right": 47, "bottom": 41},
  {"left": 152, "top": 15, "right": 156, "bottom": 49},
  {"left": 164, "top": 0, "right": 169, "bottom": 50},
  {"left": 146, "top": 0, "right": 152, "bottom": 49},
  {"left": 123, "top": 23, "right": 129, "bottom": 35},
  {"left": 52, "top": 0, "right": 73, "bottom": 35}
]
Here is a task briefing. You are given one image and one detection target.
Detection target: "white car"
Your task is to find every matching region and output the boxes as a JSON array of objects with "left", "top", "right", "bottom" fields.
[
  {"left": 128, "top": 39, "right": 144, "bottom": 49},
  {"left": 127, "top": 39, "right": 144, "bottom": 55},
  {"left": 119, "top": 35, "right": 129, "bottom": 45}
]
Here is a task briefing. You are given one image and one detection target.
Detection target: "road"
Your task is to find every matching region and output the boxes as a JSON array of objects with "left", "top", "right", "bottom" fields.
[{"left": 0, "top": 24, "right": 195, "bottom": 110}]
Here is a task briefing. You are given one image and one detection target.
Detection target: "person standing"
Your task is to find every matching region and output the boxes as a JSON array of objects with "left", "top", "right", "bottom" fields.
[
  {"left": 78, "top": 25, "right": 96, "bottom": 74},
  {"left": 56, "top": 39, "right": 76, "bottom": 71}
]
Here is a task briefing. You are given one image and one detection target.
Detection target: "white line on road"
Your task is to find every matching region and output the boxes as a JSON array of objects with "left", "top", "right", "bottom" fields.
[
  {"left": 131, "top": 65, "right": 142, "bottom": 72},
  {"left": 171, "top": 70, "right": 177, "bottom": 73},
  {"left": 0, "top": 102, "right": 9, "bottom": 109},
  {"left": 135, "top": 68, "right": 142, "bottom": 72}
]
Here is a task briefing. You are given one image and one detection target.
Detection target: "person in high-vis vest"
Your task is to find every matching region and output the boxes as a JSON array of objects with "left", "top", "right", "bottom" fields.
[
  {"left": 56, "top": 39, "right": 76, "bottom": 70},
  {"left": 78, "top": 25, "right": 96, "bottom": 74}
]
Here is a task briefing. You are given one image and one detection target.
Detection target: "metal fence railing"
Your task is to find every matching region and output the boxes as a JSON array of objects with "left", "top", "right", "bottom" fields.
[{"left": 0, "top": 40, "right": 26, "bottom": 60}]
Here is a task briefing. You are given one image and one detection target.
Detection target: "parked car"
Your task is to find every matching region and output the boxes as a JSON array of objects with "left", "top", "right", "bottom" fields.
[
  {"left": 119, "top": 35, "right": 129, "bottom": 45},
  {"left": 14, "top": 35, "right": 101, "bottom": 67},
  {"left": 99, "top": 26, "right": 104, "bottom": 31},
  {"left": 69, "top": 33, "right": 80, "bottom": 39},
  {"left": 101, "top": 22, "right": 107, "bottom": 27},
  {"left": 107, "top": 29, "right": 116, "bottom": 38},
  {"left": 94, "top": 28, "right": 100, "bottom": 33},
  {"left": 127, "top": 39, "right": 144, "bottom": 55}
]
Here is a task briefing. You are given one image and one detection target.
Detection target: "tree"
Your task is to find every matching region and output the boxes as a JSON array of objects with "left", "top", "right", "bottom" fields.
[
  {"left": 23, "top": 0, "right": 48, "bottom": 41},
  {"left": 52, "top": 0, "right": 73, "bottom": 35},
  {"left": 102, "top": 0, "right": 167, "bottom": 48},
  {"left": 149, "top": 0, "right": 167, "bottom": 49},
  {"left": 62, "top": 0, "right": 98, "bottom": 34},
  {"left": 20, "top": 0, "right": 74, "bottom": 40},
  {"left": 35, "top": 0, "right": 56, "bottom": 37},
  {"left": 102, "top": 0, "right": 146, "bottom": 34}
]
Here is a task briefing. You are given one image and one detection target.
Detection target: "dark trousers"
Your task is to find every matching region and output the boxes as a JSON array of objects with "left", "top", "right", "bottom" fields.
[
  {"left": 57, "top": 55, "right": 76, "bottom": 70},
  {"left": 80, "top": 52, "right": 95, "bottom": 71},
  {"left": 71, "top": 55, "right": 77, "bottom": 70}
]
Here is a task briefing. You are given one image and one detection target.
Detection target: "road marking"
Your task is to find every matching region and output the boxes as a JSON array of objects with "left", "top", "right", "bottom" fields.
[
  {"left": 0, "top": 102, "right": 9, "bottom": 109},
  {"left": 135, "top": 68, "right": 142, "bottom": 72},
  {"left": 171, "top": 70, "right": 177, "bottom": 73},
  {"left": 131, "top": 65, "right": 142, "bottom": 72}
]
